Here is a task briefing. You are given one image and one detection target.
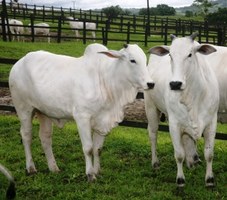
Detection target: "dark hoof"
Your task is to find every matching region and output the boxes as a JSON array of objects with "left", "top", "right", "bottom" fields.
[
  {"left": 177, "top": 178, "right": 185, "bottom": 187},
  {"left": 87, "top": 174, "right": 97, "bottom": 182},
  {"left": 206, "top": 177, "right": 215, "bottom": 188},
  {"left": 25, "top": 169, "right": 37, "bottom": 176},
  {"left": 6, "top": 182, "right": 16, "bottom": 200},
  {"left": 153, "top": 162, "right": 160, "bottom": 169}
]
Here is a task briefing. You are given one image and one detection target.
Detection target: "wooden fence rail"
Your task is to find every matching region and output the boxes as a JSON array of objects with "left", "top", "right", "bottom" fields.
[
  {"left": 0, "top": 57, "right": 226, "bottom": 141},
  {"left": 0, "top": 2, "right": 226, "bottom": 46}
]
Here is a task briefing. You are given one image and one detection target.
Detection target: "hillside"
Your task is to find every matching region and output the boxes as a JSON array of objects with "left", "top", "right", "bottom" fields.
[{"left": 176, "top": 0, "right": 227, "bottom": 14}]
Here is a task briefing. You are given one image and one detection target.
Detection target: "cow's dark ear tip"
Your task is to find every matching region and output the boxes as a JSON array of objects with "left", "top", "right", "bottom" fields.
[{"left": 123, "top": 44, "right": 128, "bottom": 48}]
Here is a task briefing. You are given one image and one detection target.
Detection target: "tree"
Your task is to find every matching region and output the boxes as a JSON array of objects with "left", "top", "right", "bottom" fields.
[
  {"left": 185, "top": 10, "right": 194, "bottom": 17},
  {"left": 102, "top": 5, "right": 124, "bottom": 21},
  {"left": 206, "top": 7, "right": 227, "bottom": 24},
  {"left": 193, "top": 0, "right": 214, "bottom": 16},
  {"left": 139, "top": 4, "right": 175, "bottom": 16},
  {"left": 156, "top": 4, "right": 176, "bottom": 16}
]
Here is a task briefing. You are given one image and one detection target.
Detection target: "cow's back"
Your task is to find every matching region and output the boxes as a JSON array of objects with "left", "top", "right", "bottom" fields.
[{"left": 9, "top": 51, "right": 94, "bottom": 118}]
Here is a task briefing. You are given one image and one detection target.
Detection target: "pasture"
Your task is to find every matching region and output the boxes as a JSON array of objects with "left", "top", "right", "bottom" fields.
[{"left": 0, "top": 41, "right": 226, "bottom": 199}]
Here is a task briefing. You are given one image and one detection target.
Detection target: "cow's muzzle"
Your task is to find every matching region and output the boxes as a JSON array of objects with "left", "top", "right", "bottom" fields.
[
  {"left": 169, "top": 81, "right": 182, "bottom": 90},
  {"left": 147, "top": 82, "right": 155, "bottom": 89}
]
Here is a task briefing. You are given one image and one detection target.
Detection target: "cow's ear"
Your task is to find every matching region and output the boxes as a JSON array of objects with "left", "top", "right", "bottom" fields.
[
  {"left": 98, "top": 50, "right": 122, "bottom": 58},
  {"left": 148, "top": 46, "right": 170, "bottom": 56},
  {"left": 196, "top": 44, "right": 217, "bottom": 55}
]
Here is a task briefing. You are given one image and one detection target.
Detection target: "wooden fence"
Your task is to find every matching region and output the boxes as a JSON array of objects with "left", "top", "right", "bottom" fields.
[
  {"left": 0, "top": 57, "right": 226, "bottom": 141},
  {"left": 0, "top": 1, "right": 226, "bottom": 46}
]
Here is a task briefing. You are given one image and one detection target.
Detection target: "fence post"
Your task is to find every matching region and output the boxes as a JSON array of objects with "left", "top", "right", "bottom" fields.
[
  {"left": 126, "top": 22, "right": 130, "bottom": 44},
  {"left": 42, "top": 5, "right": 45, "bottom": 22},
  {"left": 1, "top": 12, "right": 7, "bottom": 42},
  {"left": 104, "top": 20, "right": 109, "bottom": 46},
  {"left": 144, "top": 23, "right": 148, "bottom": 47},
  {"left": 83, "top": 13, "right": 87, "bottom": 44},
  {"left": 164, "top": 24, "right": 168, "bottom": 45},
  {"left": 57, "top": 17, "right": 62, "bottom": 43},
  {"left": 30, "top": 14, "right": 35, "bottom": 42},
  {"left": 133, "top": 15, "right": 136, "bottom": 32},
  {"left": 154, "top": 16, "right": 157, "bottom": 31},
  {"left": 198, "top": 24, "right": 202, "bottom": 43},
  {"left": 217, "top": 28, "right": 224, "bottom": 46},
  {"left": 182, "top": 24, "right": 185, "bottom": 37},
  {"left": 120, "top": 15, "right": 123, "bottom": 32}
]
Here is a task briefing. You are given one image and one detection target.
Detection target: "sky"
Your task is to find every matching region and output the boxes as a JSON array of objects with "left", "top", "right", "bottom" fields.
[{"left": 8, "top": 0, "right": 195, "bottom": 10}]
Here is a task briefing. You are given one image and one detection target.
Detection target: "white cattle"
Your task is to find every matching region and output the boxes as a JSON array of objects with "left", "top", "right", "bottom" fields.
[
  {"left": 0, "top": 164, "right": 16, "bottom": 199},
  {"left": 6, "top": 19, "right": 24, "bottom": 41},
  {"left": 27, "top": 23, "right": 50, "bottom": 43},
  {"left": 9, "top": 43, "right": 154, "bottom": 181},
  {"left": 144, "top": 33, "right": 219, "bottom": 187},
  {"left": 68, "top": 17, "right": 96, "bottom": 41}
]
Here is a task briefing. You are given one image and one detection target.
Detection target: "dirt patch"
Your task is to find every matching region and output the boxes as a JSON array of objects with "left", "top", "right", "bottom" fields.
[{"left": 0, "top": 88, "right": 147, "bottom": 121}]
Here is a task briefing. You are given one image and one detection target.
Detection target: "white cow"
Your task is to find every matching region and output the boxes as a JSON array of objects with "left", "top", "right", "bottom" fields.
[
  {"left": 9, "top": 43, "right": 154, "bottom": 181},
  {"left": 68, "top": 17, "right": 96, "bottom": 41},
  {"left": 0, "top": 164, "right": 16, "bottom": 199},
  {"left": 9, "top": 19, "right": 24, "bottom": 41},
  {"left": 0, "top": 18, "right": 24, "bottom": 41},
  {"left": 144, "top": 34, "right": 219, "bottom": 187},
  {"left": 27, "top": 23, "right": 50, "bottom": 43}
]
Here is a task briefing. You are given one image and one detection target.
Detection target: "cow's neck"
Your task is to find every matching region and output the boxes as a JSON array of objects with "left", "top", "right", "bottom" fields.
[{"left": 102, "top": 59, "right": 137, "bottom": 106}]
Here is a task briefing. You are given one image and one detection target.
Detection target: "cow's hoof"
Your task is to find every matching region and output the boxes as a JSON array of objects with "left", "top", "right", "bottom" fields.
[
  {"left": 177, "top": 177, "right": 185, "bottom": 187},
  {"left": 152, "top": 162, "right": 160, "bottom": 169},
  {"left": 87, "top": 174, "right": 97, "bottom": 182},
  {"left": 26, "top": 167, "right": 37, "bottom": 176},
  {"left": 206, "top": 177, "right": 215, "bottom": 188},
  {"left": 6, "top": 182, "right": 16, "bottom": 199}
]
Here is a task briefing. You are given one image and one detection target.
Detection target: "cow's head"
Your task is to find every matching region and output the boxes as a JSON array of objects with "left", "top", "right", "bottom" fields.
[
  {"left": 148, "top": 33, "right": 216, "bottom": 91},
  {"left": 99, "top": 44, "right": 155, "bottom": 90}
]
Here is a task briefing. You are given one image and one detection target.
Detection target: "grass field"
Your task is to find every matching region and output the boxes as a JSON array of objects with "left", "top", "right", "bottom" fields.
[
  {"left": 0, "top": 114, "right": 226, "bottom": 199},
  {"left": 0, "top": 41, "right": 226, "bottom": 199}
]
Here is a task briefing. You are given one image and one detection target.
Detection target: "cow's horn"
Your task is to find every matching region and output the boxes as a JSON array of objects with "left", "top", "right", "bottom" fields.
[{"left": 190, "top": 32, "right": 198, "bottom": 40}]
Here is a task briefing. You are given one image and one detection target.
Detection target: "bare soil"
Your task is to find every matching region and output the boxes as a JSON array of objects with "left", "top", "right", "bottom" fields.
[{"left": 0, "top": 88, "right": 147, "bottom": 121}]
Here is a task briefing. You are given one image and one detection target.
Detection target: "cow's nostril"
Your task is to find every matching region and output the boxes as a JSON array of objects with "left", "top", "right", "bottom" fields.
[
  {"left": 169, "top": 81, "right": 182, "bottom": 90},
  {"left": 147, "top": 82, "right": 155, "bottom": 89}
]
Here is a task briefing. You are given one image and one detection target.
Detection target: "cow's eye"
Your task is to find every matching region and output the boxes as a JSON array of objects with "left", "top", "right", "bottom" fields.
[
  {"left": 188, "top": 53, "right": 192, "bottom": 57},
  {"left": 130, "top": 59, "right": 136, "bottom": 64}
]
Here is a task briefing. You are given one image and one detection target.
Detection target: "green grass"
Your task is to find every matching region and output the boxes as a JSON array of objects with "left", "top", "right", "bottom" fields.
[{"left": 0, "top": 115, "right": 226, "bottom": 199}]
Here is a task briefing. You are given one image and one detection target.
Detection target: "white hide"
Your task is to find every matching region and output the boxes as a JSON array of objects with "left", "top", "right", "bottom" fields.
[
  {"left": 9, "top": 19, "right": 24, "bottom": 41},
  {"left": 27, "top": 22, "right": 50, "bottom": 43},
  {"left": 206, "top": 45, "right": 227, "bottom": 121},
  {"left": 145, "top": 35, "right": 219, "bottom": 187},
  {"left": 9, "top": 43, "right": 154, "bottom": 181},
  {"left": 68, "top": 17, "right": 96, "bottom": 41}
]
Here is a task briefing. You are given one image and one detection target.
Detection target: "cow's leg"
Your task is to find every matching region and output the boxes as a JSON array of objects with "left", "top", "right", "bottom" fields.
[
  {"left": 75, "top": 30, "right": 80, "bottom": 41},
  {"left": 37, "top": 113, "right": 60, "bottom": 172},
  {"left": 18, "top": 109, "right": 37, "bottom": 174},
  {"left": 74, "top": 113, "right": 95, "bottom": 181},
  {"left": 203, "top": 121, "right": 216, "bottom": 187},
  {"left": 91, "top": 31, "right": 96, "bottom": 42},
  {"left": 182, "top": 134, "right": 201, "bottom": 168},
  {"left": 145, "top": 98, "right": 160, "bottom": 168},
  {"left": 169, "top": 123, "right": 185, "bottom": 187},
  {"left": 93, "top": 132, "right": 105, "bottom": 175}
]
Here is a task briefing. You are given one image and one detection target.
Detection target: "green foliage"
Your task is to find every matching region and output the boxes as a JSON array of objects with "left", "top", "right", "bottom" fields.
[
  {"left": 102, "top": 5, "right": 125, "bottom": 21},
  {"left": 0, "top": 115, "right": 226, "bottom": 199},
  {"left": 139, "top": 4, "right": 176, "bottom": 16},
  {"left": 193, "top": 0, "right": 214, "bottom": 16},
  {"left": 206, "top": 8, "right": 227, "bottom": 24},
  {"left": 185, "top": 10, "right": 194, "bottom": 17}
]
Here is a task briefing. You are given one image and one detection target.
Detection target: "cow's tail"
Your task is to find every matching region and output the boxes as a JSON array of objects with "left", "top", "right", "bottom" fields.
[{"left": 0, "top": 164, "right": 16, "bottom": 199}]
